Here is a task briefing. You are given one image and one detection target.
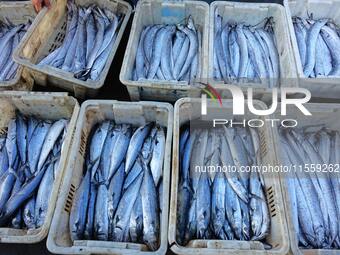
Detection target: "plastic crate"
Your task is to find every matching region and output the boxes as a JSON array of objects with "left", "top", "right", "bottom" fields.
[
  {"left": 168, "top": 97, "right": 290, "bottom": 255},
  {"left": 208, "top": 1, "right": 298, "bottom": 99},
  {"left": 273, "top": 102, "right": 340, "bottom": 255},
  {"left": 47, "top": 100, "right": 173, "bottom": 255},
  {"left": 13, "top": 0, "right": 132, "bottom": 98},
  {"left": 0, "top": 1, "right": 35, "bottom": 91},
  {"left": 0, "top": 91, "right": 79, "bottom": 243},
  {"left": 284, "top": 0, "right": 340, "bottom": 99},
  {"left": 120, "top": 0, "right": 209, "bottom": 102}
]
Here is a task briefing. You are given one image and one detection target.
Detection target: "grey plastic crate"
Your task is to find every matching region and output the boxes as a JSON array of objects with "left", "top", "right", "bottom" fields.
[{"left": 13, "top": 0, "right": 132, "bottom": 98}]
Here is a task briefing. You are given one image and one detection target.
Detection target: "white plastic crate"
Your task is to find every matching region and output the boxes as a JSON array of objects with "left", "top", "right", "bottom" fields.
[
  {"left": 284, "top": 0, "right": 340, "bottom": 99},
  {"left": 47, "top": 100, "right": 173, "bottom": 255},
  {"left": 120, "top": 0, "right": 209, "bottom": 102},
  {"left": 168, "top": 97, "right": 290, "bottom": 255},
  {"left": 273, "top": 102, "right": 340, "bottom": 255},
  {"left": 0, "top": 2, "right": 35, "bottom": 91},
  {"left": 13, "top": 0, "right": 132, "bottom": 98},
  {"left": 0, "top": 91, "right": 79, "bottom": 243},
  {"left": 208, "top": 1, "right": 298, "bottom": 99}
]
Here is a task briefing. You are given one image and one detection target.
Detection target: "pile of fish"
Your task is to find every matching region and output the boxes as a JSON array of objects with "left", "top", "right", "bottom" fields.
[
  {"left": 132, "top": 16, "right": 201, "bottom": 84},
  {"left": 177, "top": 126, "right": 270, "bottom": 245},
  {"left": 69, "top": 121, "right": 165, "bottom": 251},
  {"left": 293, "top": 17, "right": 340, "bottom": 78},
  {"left": 279, "top": 127, "right": 340, "bottom": 249},
  {"left": 0, "top": 21, "right": 31, "bottom": 82},
  {"left": 213, "top": 14, "right": 280, "bottom": 88},
  {"left": 0, "top": 113, "right": 68, "bottom": 229},
  {"left": 38, "top": 2, "right": 122, "bottom": 81}
]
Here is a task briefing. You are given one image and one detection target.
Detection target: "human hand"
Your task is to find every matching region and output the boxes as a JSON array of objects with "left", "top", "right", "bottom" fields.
[{"left": 32, "top": 0, "right": 51, "bottom": 13}]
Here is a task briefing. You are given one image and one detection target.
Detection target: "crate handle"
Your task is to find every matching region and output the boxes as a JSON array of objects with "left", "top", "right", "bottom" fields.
[
  {"left": 64, "top": 183, "right": 76, "bottom": 213},
  {"left": 79, "top": 130, "right": 88, "bottom": 158},
  {"left": 266, "top": 186, "right": 277, "bottom": 218},
  {"left": 259, "top": 129, "right": 268, "bottom": 158},
  {"left": 0, "top": 127, "right": 7, "bottom": 136}
]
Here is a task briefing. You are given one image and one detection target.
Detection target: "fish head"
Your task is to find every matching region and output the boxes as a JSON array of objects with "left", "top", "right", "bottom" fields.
[
  {"left": 120, "top": 124, "right": 132, "bottom": 137},
  {"left": 176, "top": 31, "right": 185, "bottom": 39},
  {"left": 144, "top": 232, "right": 159, "bottom": 251},
  {"left": 314, "top": 226, "right": 327, "bottom": 248},
  {"left": 168, "top": 25, "right": 176, "bottom": 34},
  {"left": 103, "top": 9, "right": 115, "bottom": 21},
  {"left": 187, "top": 16, "right": 195, "bottom": 29},
  {"left": 95, "top": 224, "right": 108, "bottom": 240},
  {"left": 141, "top": 136, "right": 153, "bottom": 159},
  {"left": 177, "top": 24, "right": 185, "bottom": 31}
]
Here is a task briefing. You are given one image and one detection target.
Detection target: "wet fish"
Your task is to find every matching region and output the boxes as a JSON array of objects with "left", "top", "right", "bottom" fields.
[
  {"left": 0, "top": 22, "right": 29, "bottom": 81},
  {"left": 125, "top": 123, "right": 152, "bottom": 173},
  {"left": 35, "top": 161, "right": 54, "bottom": 228},
  {"left": 133, "top": 17, "right": 200, "bottom": 84},
  {"left": 23, "top": 196, "right": 36, "bottom": 229},
  {"left": 69, "top": 168, "right": 90, "bottom": 241},
  {"left": 141, "top": 159, "right": 159, "bottom": 251},
  {"left": 28, "top": 121, "right": 51, "bottom": 175},
  {"left": 112, "top": 172, "right": 143, "bottom": 242},
  {"left": 107, "top": 124, "right": 131, "bottom": 182},
  {"left": 108, "top": 162, "right": 125, "bottom": 239},
  {"left": 38, "top": 4, "right": 121, "bottom": 81},
  {"left": 150, "top": 126, "right": 165, "bottom": 186},
  {"left": 94, "top": 184, "right": 109, "bottom": 240}
]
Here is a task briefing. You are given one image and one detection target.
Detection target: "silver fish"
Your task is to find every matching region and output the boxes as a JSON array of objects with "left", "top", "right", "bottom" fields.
[
  {"left": 94, "top": 184, "right": 109, "bottom": 240},
  {"left": 69, "top": 168, "right": 90, "bottom": 241},
  {"left": 125, "top": 123, "right": 152, "bottom": 173},
  {"left": 107, "top": 124, "right": 131, "bottom": 182},
  {"left": 37, "top": 119, "right": 67, "bottom": 173},
  {"left": 304, "top": 19, "right": 328, "bottom": 77},
  {"left": 15, "top": 114, "right": 27, "bottom": 164},
  {"left": 35, "top": 161, "right": 54, "bottom": 228},
  {"left": 23, "top": 196, "right": 36, "bottom": 229},
  {"left": 129, "top": 195, "right": 143, "bottom": 243},
  {"left": 28, "top": 121, "right": 51, "bottom": 174},
  {"left": 150, "top": 126, "right": 165, "bottom": 186},
  {"left": 141, "top": 159, "right": 159, "bottom": 251},
  {"left": 112, "top": 172, "right": 143, "bottom": 242},
  {"left": 5, "top": 119, "right": 17, "bottom": 171},
  {"left": 108, "top": 162, "right": 125, "bottom": 240}
]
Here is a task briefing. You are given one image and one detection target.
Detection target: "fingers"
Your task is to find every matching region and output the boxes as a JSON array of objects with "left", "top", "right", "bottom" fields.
[
  {"left": 43, "top": 0, "right": 51, "bottom": 9},
  {"left": 32, "top": 0, "right": 42, "bottom": 13},
  {"left": 32, "top": 0, "right": 51, "bottom": 13}
]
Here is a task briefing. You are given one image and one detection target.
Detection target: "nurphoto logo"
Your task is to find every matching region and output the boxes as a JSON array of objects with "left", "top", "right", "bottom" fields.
[{"left": 199, "top": 84, "right": 312, "bottom": 128}]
